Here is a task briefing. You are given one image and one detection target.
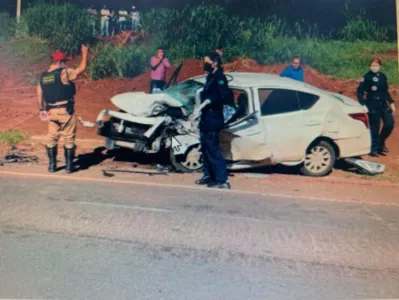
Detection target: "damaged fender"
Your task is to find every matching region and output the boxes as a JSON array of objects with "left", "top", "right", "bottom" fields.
[{"left": 171, "top": 135, "right": 200, "bottom": 156}]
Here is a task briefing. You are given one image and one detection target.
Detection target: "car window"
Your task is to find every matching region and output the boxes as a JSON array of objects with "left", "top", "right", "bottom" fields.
[
  {"left": 258, "top": 88, "right": 300, "bottom": 116},
  {"left": 231, "top": 89, "right": 249, "bottom": 115},
  {"left": 297, "top": 91, "right": 319, "bottom": 110}
]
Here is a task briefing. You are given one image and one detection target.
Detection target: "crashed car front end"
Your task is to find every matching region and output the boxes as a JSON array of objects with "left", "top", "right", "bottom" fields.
[{"left": 96, "top": 107, "right": 200, "bottom": 153}]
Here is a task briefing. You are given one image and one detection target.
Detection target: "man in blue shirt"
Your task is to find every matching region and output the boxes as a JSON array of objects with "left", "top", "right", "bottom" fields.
[{"left": 280, "top": 56, "right": 304, "bottom": 82}]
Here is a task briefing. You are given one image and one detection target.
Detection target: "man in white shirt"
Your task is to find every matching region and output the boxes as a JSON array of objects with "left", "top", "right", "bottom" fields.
[
  {"left": 100, "top": 5, "right": 110, "bottom": 37},
  {"left": 118, "top": 8, "right": 128, "bottom": 32},
  {"left": 131, "top": 6, "right": 140, "bottom": 32}
]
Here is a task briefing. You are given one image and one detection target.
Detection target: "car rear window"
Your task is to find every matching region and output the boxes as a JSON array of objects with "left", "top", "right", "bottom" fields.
[
  {"left": 297, "top": 91, "right": 319, "bottom": 110},
  {"left": 259, "top": 89, "right": 300, "bottom": 116}
]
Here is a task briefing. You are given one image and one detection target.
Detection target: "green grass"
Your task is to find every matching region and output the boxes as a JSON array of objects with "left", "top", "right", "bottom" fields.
[
  {"left": 1, "top": 4, "right": 398, "bottom": 84},
  {"left": 0, "top": 12, "right": 16, "bottom": 41},
  {"left": 0, "top": 130, "right": 27, "bottom": 144},
  {"left": 0, "top": 38, "right": 50, "bottom": 68},
  {"left": 89, "top": 43, "right": 154, "bottom": 80},
  {"left": 22, "top": 3, "right": 96, "bottom": 55}
]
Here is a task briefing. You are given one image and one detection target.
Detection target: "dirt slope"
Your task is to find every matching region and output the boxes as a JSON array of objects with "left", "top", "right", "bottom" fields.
[{"left": 0, "top": 58, "right": 398, "bottom": 179}]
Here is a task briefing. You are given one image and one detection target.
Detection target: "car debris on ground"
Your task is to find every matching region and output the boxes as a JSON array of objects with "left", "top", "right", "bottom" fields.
[
  {"left": 102, "top": 167, "right": 168, "bottom": 177},
  {"left": 343, "top": 158, "right": 385, "bottom": 176},
  {"left": 0, "top": 146, "right": 39, "bottom": 166},
  {"left": 78, "top": 117, "right": 96, "bottom": 128},
  {"left": 244, "top": 173, "right": 270, "bottom": 179}
]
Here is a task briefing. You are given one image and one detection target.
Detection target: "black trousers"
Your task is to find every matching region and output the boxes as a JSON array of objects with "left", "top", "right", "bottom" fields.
[
  {"left": 149, "top": 80, "right": 166, "bottom": 94},
  {"left": 368, "top": 107, "right": 395, "bottom": 153},
  {"left": 200, "top": 131, "right": 228, "bottom": 184}
]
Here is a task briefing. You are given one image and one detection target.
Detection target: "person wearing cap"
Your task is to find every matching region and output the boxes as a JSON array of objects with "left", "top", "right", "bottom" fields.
[
  {"left": 131, "top": 6, "right": 140, "bottom": 32},
  {"left": 37, "top": 45, "right": 89, "bottom": 174}
]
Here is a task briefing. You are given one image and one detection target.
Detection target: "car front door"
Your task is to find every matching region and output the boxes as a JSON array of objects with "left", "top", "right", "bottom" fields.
[
  {"left": 256, "top": 87, "right": 308, "bottom": 162},
  {"left": 220, "top": 88, "right": 272, "bottom": 162}
]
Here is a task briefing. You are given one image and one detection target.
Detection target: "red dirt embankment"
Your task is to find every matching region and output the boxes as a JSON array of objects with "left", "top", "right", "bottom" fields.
[{"left": 0, "top": 58, "right": 398, "bottom": 178}]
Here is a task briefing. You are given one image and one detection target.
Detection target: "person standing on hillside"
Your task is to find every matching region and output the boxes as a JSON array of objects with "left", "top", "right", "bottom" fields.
[
  {"left": 37, "top": 45, "right": 89, "bottom": 174},
  {"left": 100, "top": 5, "right": 110, "bottom": 37},
  {"left": 357, "top": 58, "right": 396, "bottom": 157},
  {"left": 87, "top": 5, "right": 97, "bottom": 36},
  {"left": 131, "top": 6, "right": 140, "bottom": 32},
  {"left": 280, "top": 56, "right": 304, "bottom": 82},
  {"left": 118, "top": 8, "right": 128, "bottom": 32},
  {"left": 109, "top": 9, "right": 118, "bottom": 36},
  {"left": 149, "top": 47, "right": 171, "bottom": 93}
]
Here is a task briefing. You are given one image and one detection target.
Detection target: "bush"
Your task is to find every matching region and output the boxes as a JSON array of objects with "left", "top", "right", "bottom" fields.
[
  {"left": 23, "top": 3, "right": 96, "bottom": 55},
  {"left": 89, "top": 43, "right": 154, "bottom": 80},
  {"left": 141, "top": 5, "right": 332, "bottom": 65},
  {"left": 0, "top": 12, "right": 16, "bottom": 41},
  {"left": 0, "top": 38, "right": 50, "bottom": 67},
  {"left": 0, "top": 130, "right": 27, "bottom": 144},
  {"left": 339, "top": 14, "right": 388, "bottom": 42}
]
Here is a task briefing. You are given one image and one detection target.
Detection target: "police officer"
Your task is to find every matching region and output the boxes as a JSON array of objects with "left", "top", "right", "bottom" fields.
[
  {"left": 357, "top": 58, "right": 396, "bottom": 157},
  {"left": 37, "top": 45, "right": 88, "bottom": 173},
  {"left": 195, "top": 52, "right": 230, "bottom": 189}
]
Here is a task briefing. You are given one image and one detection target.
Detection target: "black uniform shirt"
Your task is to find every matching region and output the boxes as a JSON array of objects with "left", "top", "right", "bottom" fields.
[
  {"left": 357, "top": 71, "right": 394, "bottom": 109},
  {"left": 199, "top": 68, "right": 230, "bottom": 131}
]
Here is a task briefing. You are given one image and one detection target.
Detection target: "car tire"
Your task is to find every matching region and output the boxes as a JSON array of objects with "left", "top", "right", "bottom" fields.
[
  {"left": 300, "top": 141, "right": 336, "bottom": 177},
  {"left": 169, "top": 144, "right": 203, "bottom": 173}
]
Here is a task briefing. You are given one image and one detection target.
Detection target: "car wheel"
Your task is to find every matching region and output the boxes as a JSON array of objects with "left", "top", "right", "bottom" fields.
[
  {"left": 300, "top": 141, "right": 336, "bottom": 177},
  {"left": 169, "top": 144, "right": 203, "bottom": 173}
]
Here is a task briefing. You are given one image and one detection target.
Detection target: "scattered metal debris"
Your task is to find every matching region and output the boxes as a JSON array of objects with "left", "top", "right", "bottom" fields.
[
  {"left": 78, "top": 116, "right": 96, "bottom": 128},
  {"left": 102, "top": 168, "right": 168, "bottom": 177},
  {"left": 0, "top": 152, "right": 39, "bottom": 165},
  {"left": 244, "top": 173, "right": 269, "bottom": 179},
  {"left": 344, "top": 158, "right": 385, "bottom": 176},
  {"left": 102, "top": 170, "right": 115, "bottom": 178}
]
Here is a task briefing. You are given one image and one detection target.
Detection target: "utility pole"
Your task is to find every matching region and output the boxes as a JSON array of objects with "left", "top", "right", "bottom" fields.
[
  {"left": 397, "top": 0, "right": 399, "bottom": 74},
  {"left": 16, "top": 0, "right": 21, "bottom": 23}
]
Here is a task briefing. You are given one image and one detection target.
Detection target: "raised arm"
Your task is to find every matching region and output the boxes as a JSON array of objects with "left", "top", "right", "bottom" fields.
[
  {"left": 72, "top": 45, "right": 89, "bottom": 77},
  {"left": 150, "top": 57, "right": 162, "bottom": 71}
]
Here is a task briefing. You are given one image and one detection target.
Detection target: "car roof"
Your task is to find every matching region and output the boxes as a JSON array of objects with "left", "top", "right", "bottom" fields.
[{"left": 191, "top": 72, "right": 320, "bottom": 93}]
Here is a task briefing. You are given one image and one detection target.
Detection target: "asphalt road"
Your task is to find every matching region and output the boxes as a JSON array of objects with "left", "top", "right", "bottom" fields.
[{"left": 1, "top": 173, "right": 399, "bottom": 300}]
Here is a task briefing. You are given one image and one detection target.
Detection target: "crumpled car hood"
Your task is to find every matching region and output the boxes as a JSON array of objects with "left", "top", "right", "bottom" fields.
[{"left": 111, "top": 92, "right": 183, "bottom": 116}]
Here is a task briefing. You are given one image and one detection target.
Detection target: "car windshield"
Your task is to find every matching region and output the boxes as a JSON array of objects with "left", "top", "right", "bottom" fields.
[{"left": 164, "top": 80, "right": 204, "bottom": 114}]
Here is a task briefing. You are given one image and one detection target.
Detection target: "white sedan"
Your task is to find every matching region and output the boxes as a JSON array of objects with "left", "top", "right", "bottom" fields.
[{"left": 97, "top": 72, "right": 372, "bottom": 177}]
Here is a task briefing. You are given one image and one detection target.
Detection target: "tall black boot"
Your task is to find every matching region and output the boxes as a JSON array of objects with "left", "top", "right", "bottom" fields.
[
  {"left": 46, "top": 146, "right": 57, "bottom": 173},
  {"left": 64, "top": 146, "right": 75, "bottom": 174}
]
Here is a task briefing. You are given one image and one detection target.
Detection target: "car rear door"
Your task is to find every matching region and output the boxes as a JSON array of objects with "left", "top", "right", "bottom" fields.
[{"left": 256, "top": 87, "right": 319, "bottom": 162}]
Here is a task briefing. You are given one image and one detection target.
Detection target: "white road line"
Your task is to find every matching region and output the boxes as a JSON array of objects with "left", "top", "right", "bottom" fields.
[
  {"left": 0, "top": 170, "right": 398, "bottom": 207},
  {"left": 78, "top": 201, "right": 174, "bottom": 213}
]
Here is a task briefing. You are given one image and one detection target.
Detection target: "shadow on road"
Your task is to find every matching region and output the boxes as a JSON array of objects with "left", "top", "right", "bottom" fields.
[
  {"left": 76, "top": 147, "right": 114, "bottom": 171},
  {"left": 74, "top": 147, "right": 368, "bottom": 179}
]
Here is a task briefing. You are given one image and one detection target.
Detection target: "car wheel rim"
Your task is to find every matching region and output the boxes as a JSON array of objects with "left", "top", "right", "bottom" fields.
[
  {"left": 181, "top": 145, "right": 202, "bottom": 170},
  {"left": 304, "top": 146, "right": 332, "bottom": 173}
]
